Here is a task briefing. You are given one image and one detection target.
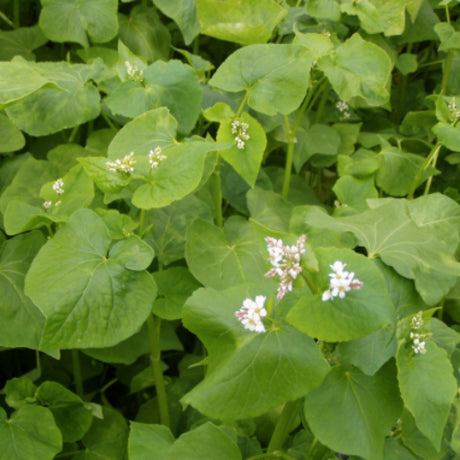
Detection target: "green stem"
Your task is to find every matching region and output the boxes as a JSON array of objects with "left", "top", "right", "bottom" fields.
[
  {"left": 211, "top": 159, "right": 223, "bottom": 228},
  {"left": 147, "top": 314, "right": 170, "bottom": 428},
  {"left": 138, "top": 209, "right": 146, "bottom": 237},
  {"left": 267, "top": 399, "right": 301, "bottom": 452},
  {"left": 307, "top": 438, "right": 318, "bottom": 457},
  {"left": 72, "top": 349, "right": 84, "bottom": 399},
  {"left": 68, "top": 125, "right": 79, "bottom": 143},
  {"left": 407, "top": 141, "right": 442, "bottom": 199},
  {"left": 0, "top": 11, "right": 14, "bottom": 28},
  {"left": 441, "top": 50, "right": 453, "bottom": 95},
  {"left": 235, "top": 89, "right": 251, "bottom": 118},
  {"left": 282, "top": 115, "right": 295, "bottom": 200},
  {"left": 313, "top": 81, "right": 330, "bottom": 124},
  {"left": 13, "top": 0, "right": 20, "bottom": 28},
  {"left": 101, "top": 111, "right": 118, "bottom": 130},
  {"left": 423, "top": 146, "right": 441, "bottom": 195}
]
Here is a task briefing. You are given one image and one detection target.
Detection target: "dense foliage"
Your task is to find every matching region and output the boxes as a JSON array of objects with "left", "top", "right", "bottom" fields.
[{"left": 1, "top": 0, "right": 460, "bottom": 459}]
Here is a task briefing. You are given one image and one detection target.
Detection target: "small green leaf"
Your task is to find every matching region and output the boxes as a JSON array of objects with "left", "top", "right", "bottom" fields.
[
  {"left": 0, "top": 405, "right": 62, "bottom": 460},
  {"left": 0, "top": 26, "right": 48, "bottom": 61},
  {"left": 210, "top": 44, "right": 313, "bottom": 116},
  {"left": 196, "top": 0, "right": 287, "bottom": 45},
  {"left": 287, "top": 247, "right": 395, "bottom": 342},
  {"left": 4, "top": 376, "right": 37, "bottom": 409},
  {"left": 333, "top": 175, "right": 378, "bottom": 211},
  {"left": 216, "top": 112, "right": 266, "bottom": 187},
  {"left": 128, "top": 422, "right": 174, "bottom": 460},
  {"left": 0, "top": 112, "right": 25, "bottom": 153},
  {"left": 39, "top": 0, "right": 118, "bottom": 47},
  {"left": 397, "top": 340, "right": 457, "bottom": 450},
  {"left": 182, "top": 285, "right": 329, "bottom": 419},
  {"left": 186, "top": 217, "right": 267, "bottom": 289},
  {"left": 304, "top": 363, "right": 402, "bottom": 460},
  {"left": 36, "top": 381, "right": 93, "bottom": 442},
  {"left": 433, "top": 122, "right": 460, "bottom": 151},
  {"left": 24, "top": 209, "right": 156, "bottom": 349},
  {"left": 435, "top": 22, "right": 460, "bottom": 51}
]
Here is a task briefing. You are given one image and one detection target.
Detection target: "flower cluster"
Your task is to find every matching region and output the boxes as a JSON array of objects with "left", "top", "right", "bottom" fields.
[
  {"left": 336, "top": 100, "right": 351, "bottom": 120},
  {"left": 106, "top": 152, "right": 136, "bottom": 173},
  {"left": 448, "top": 98, "right": 460, "bottom": 122},
  {"left": 43, "top": 200, "right": 61, "bottom": 209},
  {"left": 231, "top": 120, "right": 250, "bottom": 149},
  {"left": 235, "top": 296, "right": 267, "bottom": 332},
  {"left": 321, "top": 261, "right": 363, "bottom": 301},
  {"left": 265, "top": 235, "right": 307, "bottom": 300},
  {"left": 148, "top": 146, "right": 166, "bottom": 169},
  {"left": 409, "top": 311, "right": 429, "bottom": 355},
  {"left": 124, "top": 61, "right": 144, "bottom": 83},
  {"left": 52, "top": 178, "right": 64, "bottom": 195}
]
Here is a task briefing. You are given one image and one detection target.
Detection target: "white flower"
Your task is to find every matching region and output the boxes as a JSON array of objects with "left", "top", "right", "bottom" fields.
[
  {"left": 125, "top": 61, "right": 144, "bottom": 83},
  {"left": 231, "top": 119, "right": 250, "bottom": 150},
  {"left": 265, "top": 235, "right": 306, "bottom": 300},
  {"left": 52, "top": 178, "right": 64, "bottom": 195},
  {"left": 322, "top": 261, "right": 363, "bottom": 301},
  {"left": 148, "top": 146, "right": 166, "bottom": 169},
  {"left": 43, "top": 200, "right": 52, "bottom": 209},
  {"left": 409, "top": 312, "right": 429, "bottom": 355},
  {"left": 336, "top": 101, "right": 349, "bottom": 112},
  {"left": 235, "top": 296, "right": 267, "bottom": 333},
  {"left": 106, "top": 152, "right": 136, "bottom": 173}
]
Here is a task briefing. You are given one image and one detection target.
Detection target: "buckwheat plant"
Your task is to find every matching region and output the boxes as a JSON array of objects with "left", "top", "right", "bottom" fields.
[
  {"left": 106, "top": 152, "right": 136, "bottom": 173},
  {"left": 235, "top": 295, "right": 267, "bottom": 332},
  {"left": 125, "top": 60, "right": 144, "bottom": 83},
  {"left": 265, "top": 235, "right": 307, "bottom": 300},
  {"left": 336, "top": 100, "right": 351, "bottom": 120},
  {"left": 322, "top": 261, "right": 363, "bottom": 301},
  {"left": 231, "top": 119, "right": 250, "bottom": 149},
  {"left": 52, "top": 178, "right": 64, "bottom": 194},
  {"left": 148, "top": 146, "right": 167, "bottom": 168}
]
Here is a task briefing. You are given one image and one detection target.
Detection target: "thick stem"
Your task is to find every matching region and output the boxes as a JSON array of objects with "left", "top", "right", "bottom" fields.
[
  {"left": 211, "top": 159, "right": 223, "bottom": 228},
  {"left": 72, "top": 349, "right": 84, "bottom": 399},
  {"left": 147, "top": 314, "right": 170, "bottom": 428},
  {"left": 267, "top": 399, "right": 302, "bottom": 452}
]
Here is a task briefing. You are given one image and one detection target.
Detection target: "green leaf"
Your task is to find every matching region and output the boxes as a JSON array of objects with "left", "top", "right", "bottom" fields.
[
  {"left": 396, "top": 340, "right": 457, "bottom": 450},
  {"left": 153, "top": 267, "right": 201, "bottom": 320},
  {"left": 0, "top": 58, "right": 53, "bottom": 107},
  {"left": 164, "top": 422, "right": 242, "bottom": 460},
  {"left": 210, "top": 44, "right": 313, "bottom": 116},
  {"left": 304, "top": 363, "right": 402, "bottom": 460},
  {"left": 375, "top": 146, "right": 433, "bottom": 196},
  {"left": 4, "top": 376, "right": 37, "bottom": 409},
  {"left": 294, "top": 30, "right": 334, "bottom": 60},
  {"left": 36, "top": 381, "right": 92, "bottom": 442},
  {"left": 182, "top": 285, "right": 329, "bottom": 419},
  {"left": 433, "top": 122, "right": 460, "bottom": 151},
  {"left": 333, "top": 175, "right": 378, "bottom": 211},
  {"left": 118, "top": 6, "right": 170, "bottom": 62},
  {"left": 318, "top": 33, "right": 392, "bottom": 107},
  {"left": 186, "top": 217, "right": 267, "bottom": 289},
  {"left": 0, "top": 232, "right": 46, "bottom": 349},
  {"left": 0, "top": 26, "right": 48, "bottom": 61},
  {"left": 216, "top": 112, "right": 267, "bottom": 187},
  {"left": 304, "top": 199, "right": 460, "bottom": 305},
  {"left": 106, "top": 60, "right": 202, "bottom": 135},
  {"left": 144, "top": 195, "right": 213, "bottom": 265},
  {"left": 132, "top": 140, "right": 220, "bottom": 209},
  {"left": 39, "top": 0, "right": 118, "bottom": 48},
  {"left": 0, "top": 405, "right": 62, "bottom": 460},
  {"left": 152, "top": 0, "right": 200, "bottom": 45},
  {"left": 24, "top": 209, "right": 156, "bottom": 349},
  {"left": 287, "top": 247, "right": 395, "bottom": 342},
  {"left": 306, "top": 0, "right": 340, "bottom": 21},
  {"left": 6, "top": 60, "right": 101, "bottom": 136},
  {"left": 435, "top": 22, "right": 460, "bottom": 51},
  {"left": 0, "top": 112, "right": 25, "bottom": 153},
  {"left": 196, "top": 0, "right": 287, "bottom": 45},
  {"left": 128, "top": 422, "right": 174, "bottom": 460},
  {"left": 72, "top": 406, "right": 128, "bottom": 460}
]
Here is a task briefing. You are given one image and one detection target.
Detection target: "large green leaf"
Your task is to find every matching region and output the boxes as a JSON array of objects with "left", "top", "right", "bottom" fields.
[
  {"left": 6, "top": 60, "right": 101, "bottom": 136},
  {"left": 216, "top": 111, "right": 267, "bottom": 187},
  {"left": 304, "top": 363, "right": 402, "bottom": 460},
  {"left": 39, "top": 0, "right": 118, "bottom": 48},
  {"left": 0, "top": 232, "right": 46, "bottom": 349},
  {"left": 24, "top": 209, "right": 156, "bottom": 349},
  {"left": 36, "top": 381, "right": 93, "bottom": 442},
  {"left": 318, "top": 33, "right": 392, "bottom": 107},
  {"left": 152, "top": 0, "right": 200, "bottom": 45},
  {"left": 186, "top": 217, "right": 267, "bottom": 289},
  {"left": 106, "top": 60, "right": 202, "bottom": 135},
  {"left": 182, "top": 285, "right": 330, "bottom": 419},
  {"left": 210, "top": 44, "right": 313, "bottom": 116},
  {"left": 0, "top": 26, "right": 48, "bottom": 61},
  {"left": 128, "top": 422, "right": 174, "bottom": 460},
  {"left": 0, "top": 405, "right": 62, "bottom": 460},
  {"left": 196, "top": 0, "right": 287, "bottom": 45},
  {"left": 397, "top": 340, "right": 457, "bottom": 451},
  {"left": 0, "top": 112, "right": 25, "bottom": 153},
  {"left": 287, "top": 247, "right": 395, "bottom": 342},
  {"left": 304, "top": 199, "right": 460, "bottom": 305}
]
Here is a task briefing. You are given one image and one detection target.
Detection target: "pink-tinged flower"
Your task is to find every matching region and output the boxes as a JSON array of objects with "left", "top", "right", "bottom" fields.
[
  {"left": 265, "top": 235, "right": 306, "bottom": 300},
  {"left": 235, "top": 296, "right": 267, "bottom": 333},
  {"left": 322, "top": 261, "right": 363, "bottom": 301}
]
